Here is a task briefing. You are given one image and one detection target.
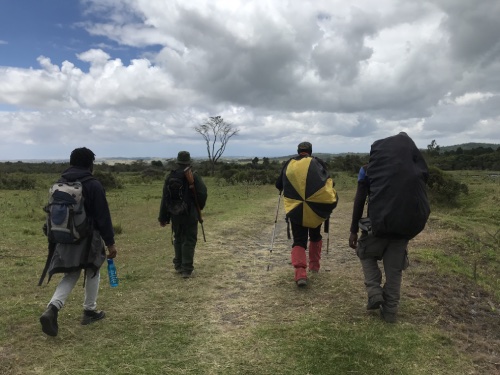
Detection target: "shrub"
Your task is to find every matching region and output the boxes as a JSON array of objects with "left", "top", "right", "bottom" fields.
[
  {"left": 427, "top": 166, "right": 468, "bottom": 206},
  {"left": 93, "top": 171, "right": 123, "bottom": 190},
  {"left": 0, "top": 173, "right": 37, "bottom": 190},
  {"left": 141, "top": 168, "right": 165, "bottom": 181}
]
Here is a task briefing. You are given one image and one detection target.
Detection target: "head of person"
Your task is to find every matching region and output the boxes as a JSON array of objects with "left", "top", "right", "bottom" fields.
[
  {"left": 297, "top": 141, "right": 312, "bottom": 155},
  {"left": 70, "top": 147, "right": 95, "bottom": 170},
  {"left": 176, "top": 151, "right": 192, "bottom": 167}
]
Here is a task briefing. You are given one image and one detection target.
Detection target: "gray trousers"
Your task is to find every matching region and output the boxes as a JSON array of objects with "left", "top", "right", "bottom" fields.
[
  {"left": 357, "top": 233, "right": 409, "bottom": 313},
  {"left": 48, "top": 269, "right": 100, "bottom": 311}
]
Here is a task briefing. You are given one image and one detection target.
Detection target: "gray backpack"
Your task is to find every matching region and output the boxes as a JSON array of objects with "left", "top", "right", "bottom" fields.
[{"left": 44, "top": 177, "right": 93, "bottom": 244}]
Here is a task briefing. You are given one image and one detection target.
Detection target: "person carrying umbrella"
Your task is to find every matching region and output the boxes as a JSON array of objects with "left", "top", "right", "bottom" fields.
[{"left": 275, "top": 142, "right": 338, "bottom": 287}]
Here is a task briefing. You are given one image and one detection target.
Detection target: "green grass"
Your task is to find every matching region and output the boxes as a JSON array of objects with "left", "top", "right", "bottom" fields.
[{"left": 0, "top": 171, "right": 498, "bottom": 374}]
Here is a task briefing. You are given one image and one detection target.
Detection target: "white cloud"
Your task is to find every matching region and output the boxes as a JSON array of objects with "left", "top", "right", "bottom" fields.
[{"left": 0, "top": 0, "right": 499, "bottom": 160}]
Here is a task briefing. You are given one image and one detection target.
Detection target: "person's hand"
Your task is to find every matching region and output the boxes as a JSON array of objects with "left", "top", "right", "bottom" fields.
[
  {"left": 107, "top": 244, "right": 117, "bottom": 259},
  {"left": 348, "top": 233, "right": 358, "bottom": 249},
  {"left": 159, "top": 221, "right": 170, "bottom": 227}
]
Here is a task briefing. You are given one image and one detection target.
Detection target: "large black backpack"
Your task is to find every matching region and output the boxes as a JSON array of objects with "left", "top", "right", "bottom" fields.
[
  {"left": 164, "top": 169, "right": 191, "bottom": 215},
  {"left": 367, "top": 132, "right": 430, "bottom": 239}
]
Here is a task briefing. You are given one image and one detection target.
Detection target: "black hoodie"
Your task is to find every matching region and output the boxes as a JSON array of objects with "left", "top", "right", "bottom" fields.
[{"left": 61, "top": 166, "right": 115, "bottom": 246}]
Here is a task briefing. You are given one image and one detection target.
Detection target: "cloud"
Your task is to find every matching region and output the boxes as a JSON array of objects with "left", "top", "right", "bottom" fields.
[{"left": 0, "top": 0, "right": 499, "bottom": 160}]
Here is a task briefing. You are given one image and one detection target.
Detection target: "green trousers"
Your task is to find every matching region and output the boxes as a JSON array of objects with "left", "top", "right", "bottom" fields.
[{"left": 171, "top": 213, "right": 199, "bottom": 273}]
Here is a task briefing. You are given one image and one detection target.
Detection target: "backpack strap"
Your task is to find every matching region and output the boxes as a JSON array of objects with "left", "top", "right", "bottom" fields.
[{"left": 38, "top": 241, "right": 56, "bottom": 286}]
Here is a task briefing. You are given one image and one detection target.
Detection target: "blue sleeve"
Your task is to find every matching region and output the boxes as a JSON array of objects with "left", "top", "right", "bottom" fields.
[{"left": 358, "top": 166, "right": 366, "bottom": 182}]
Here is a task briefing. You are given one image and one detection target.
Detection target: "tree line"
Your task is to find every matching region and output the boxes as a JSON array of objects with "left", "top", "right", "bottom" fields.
[{"left": 425, "top": 140, "right": 500, "bottom": 171}]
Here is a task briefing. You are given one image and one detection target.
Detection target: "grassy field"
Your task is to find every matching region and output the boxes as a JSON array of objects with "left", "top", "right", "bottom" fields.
[{"left": 0, "top": 171, "right": 499, "bottom": 374}]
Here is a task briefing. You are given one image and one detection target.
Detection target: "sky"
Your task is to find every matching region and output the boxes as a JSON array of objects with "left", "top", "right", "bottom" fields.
[{"left": 0, "top": 0, "right": 499, "bottom": 161}]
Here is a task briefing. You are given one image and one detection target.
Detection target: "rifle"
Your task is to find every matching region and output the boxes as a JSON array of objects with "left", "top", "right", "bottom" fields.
[{"left": 184, "top": 166, "right": 206, "bottom": 242}]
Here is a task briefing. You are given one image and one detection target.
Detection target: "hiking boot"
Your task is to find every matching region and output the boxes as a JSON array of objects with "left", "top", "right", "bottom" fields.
[
  {"left": 40, "top": 304, "right": 59, "bottom": 337},
  {"left": 380, "top": 306, "right": 397, "bottom": 323},
  {"left": 366, "top": 294, "right": 384, "bottom": 310},
  {"left": 296, "top": 278, "right": 307, "bottom": 287},
  {"left": 174, "top": 267, "right": 182, "bottom": 274},
  {"left": 81, "top": 310, "right": 106, "bottom": 325},
  {"left": 181, "top": 271, "right": 192, "bottom": 279}
]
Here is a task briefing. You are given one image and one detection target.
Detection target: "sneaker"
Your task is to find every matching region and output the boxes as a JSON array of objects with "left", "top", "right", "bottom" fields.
[
  {"left": 296, "top": 278, "right": 307, "bottom": 287},
  {"left": 366, "top": 294, "right": 384, "bottom": 310},
  {"left": 40, "top": 304, "right": 59, "bottom": 337},
  {"left": 81, "top": 310, "right": 106, "bottom": 325},
  {"left": 380, "top": 306, "right": 397, "bottom": 323}
]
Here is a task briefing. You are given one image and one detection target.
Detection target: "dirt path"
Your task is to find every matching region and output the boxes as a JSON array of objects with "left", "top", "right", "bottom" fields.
[{"left": 196, "top": 194, "right": 500, "bottom": 373}]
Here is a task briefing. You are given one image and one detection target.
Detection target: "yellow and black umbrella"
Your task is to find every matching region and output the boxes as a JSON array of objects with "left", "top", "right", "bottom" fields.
[{"left": 283, "top": 157, "right": 338, "bottom": 228}]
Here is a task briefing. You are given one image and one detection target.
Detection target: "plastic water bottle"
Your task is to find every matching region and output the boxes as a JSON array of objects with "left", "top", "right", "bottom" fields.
[{"left": 107, "top": 259, "right": 119, "bottom": 288}]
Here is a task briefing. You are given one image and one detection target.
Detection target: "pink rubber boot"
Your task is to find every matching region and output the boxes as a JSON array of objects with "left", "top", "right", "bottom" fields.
[
  {"left": 291, "top": 246, "right": 308, "bottom": 287},
  {"left": 308, "top": 240, "right": 322, "bottom": 272}
]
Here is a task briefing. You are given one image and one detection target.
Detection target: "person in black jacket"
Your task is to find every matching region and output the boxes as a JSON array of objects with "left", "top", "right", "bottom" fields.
[
  {"left": 349, "top": 133, "right": 428, "bottom": 323},
  {"left": 39, "top": 147, "right": 118, "bottom": 337},
  {"left": 158, "top": 151, "right": 208, "bottom": 278}
]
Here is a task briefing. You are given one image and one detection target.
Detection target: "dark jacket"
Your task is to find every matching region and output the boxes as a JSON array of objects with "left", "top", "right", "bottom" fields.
[
  {"left": 350, "top": 166, "right": 369, "bottom": 234},
  {"left": 61, "top": 167, "right": 115, "bottom": 246},
  {"left": 47, "top": 167, "right": 114, "bottom": 279},
  {"left": 158, "top": 167, "right": 208, "bottom": 223}
]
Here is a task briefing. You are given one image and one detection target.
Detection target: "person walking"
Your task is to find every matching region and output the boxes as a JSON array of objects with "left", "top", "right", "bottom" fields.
[
  {"left": 276, "top": 142, "right": 337, "bottom": 287},
  {"left": 349, "top": 132, "right": 430, "bottom": 323},
  {"left": 39, "top": 147, "right": 118, "bottom": 337},
  {"left": 158, "top": 151, "right": 208, "bottom": 278}
]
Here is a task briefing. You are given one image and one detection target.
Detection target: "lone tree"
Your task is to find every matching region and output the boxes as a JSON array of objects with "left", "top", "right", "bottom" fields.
[{"left": 195, "top": 116, "right": 239, "bottom": 175}]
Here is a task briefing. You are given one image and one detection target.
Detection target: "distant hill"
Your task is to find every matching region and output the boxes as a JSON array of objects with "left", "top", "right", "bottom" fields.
[{"left": 438, "top": 143, "right": 500, "bottom": 153}]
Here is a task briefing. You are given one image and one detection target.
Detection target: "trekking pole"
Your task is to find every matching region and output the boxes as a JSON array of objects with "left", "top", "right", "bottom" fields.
[
  {"left": 324, "top": 217, "right": 330, "bottom": 254},
  {"left": 270, "top": 192, "right": 282, "bottom": 252},
  {"left": 268, "top": 192, "right": 282, "bottom": 271},
  {"left": 184, "top": 166, "right": 206, "bottom": 242}
]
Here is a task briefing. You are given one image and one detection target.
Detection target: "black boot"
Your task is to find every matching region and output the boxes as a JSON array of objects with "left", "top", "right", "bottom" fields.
[
  {"left": 40, "top": 304, "right": 59, "bottom": 337},
  {"left": 81, "top": 309, "right": 106, "bottom": 325}
]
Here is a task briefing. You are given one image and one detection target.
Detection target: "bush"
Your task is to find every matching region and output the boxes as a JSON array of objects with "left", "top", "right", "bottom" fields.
[
  {"left": 427, "top": 166, "right": 468, "bottom": 205},
  {"left": 93, "top": 171, "right": 123, "bottom": 190},
  {"left": 141, "top": 168, "right": 165, "bottom": 181},
  {"left": 0, "top": 173, "right": 37, "bottom": 190}
]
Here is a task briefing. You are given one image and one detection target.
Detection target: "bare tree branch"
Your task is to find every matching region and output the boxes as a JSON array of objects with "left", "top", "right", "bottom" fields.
[{"left": 194, "top": 116, "right": 239, "bottom": 175}]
